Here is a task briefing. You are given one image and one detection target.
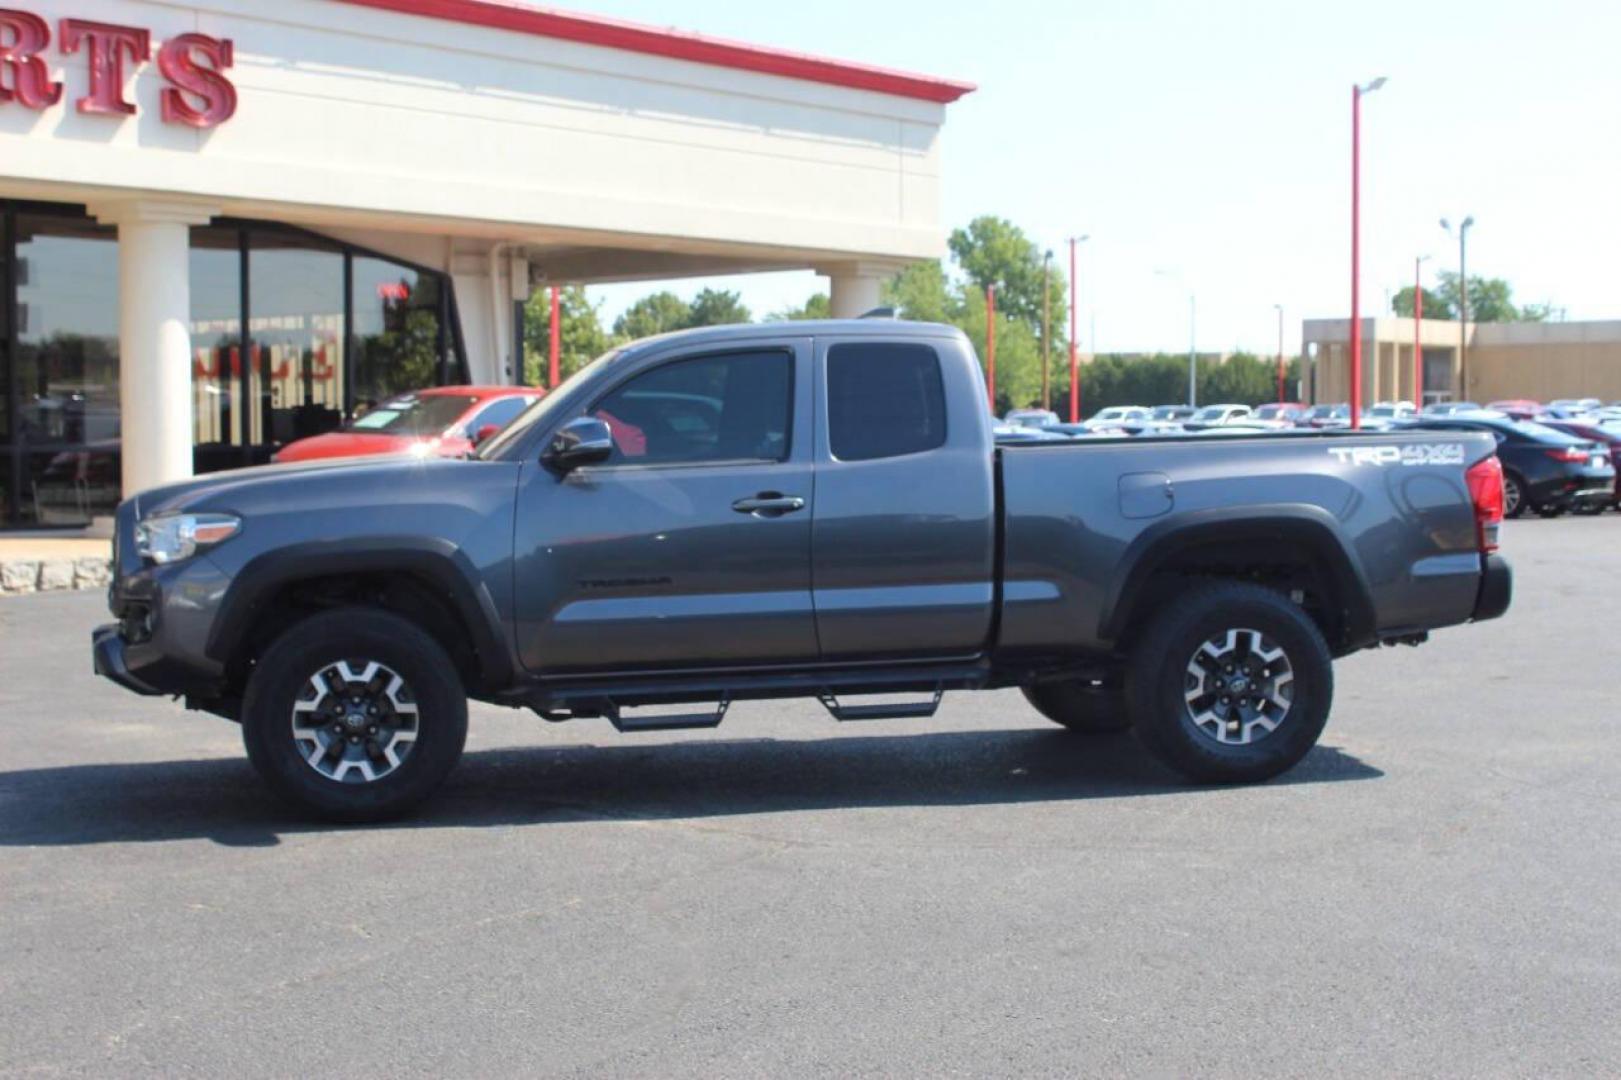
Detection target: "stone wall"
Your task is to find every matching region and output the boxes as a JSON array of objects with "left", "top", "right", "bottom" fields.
[{"left": 0, "top": 558, "right": 113, "bottom": 596}]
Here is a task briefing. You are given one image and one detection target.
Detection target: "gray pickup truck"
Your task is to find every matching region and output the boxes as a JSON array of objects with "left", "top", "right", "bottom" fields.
[{"left": 93, "top": 319, "right": 1512, "bottom": 819}]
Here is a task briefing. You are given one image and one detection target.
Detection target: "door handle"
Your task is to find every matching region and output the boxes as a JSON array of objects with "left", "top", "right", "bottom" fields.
[{"left": 732, "top": 492, "right": 805, "bottom": 516}]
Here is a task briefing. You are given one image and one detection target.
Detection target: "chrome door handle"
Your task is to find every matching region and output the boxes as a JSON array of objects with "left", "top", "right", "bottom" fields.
[{"left": 732, "top": 492, "right": 805, "bottom": 516}]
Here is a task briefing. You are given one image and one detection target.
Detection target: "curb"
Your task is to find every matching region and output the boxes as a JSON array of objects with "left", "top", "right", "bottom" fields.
[{"left": 0, "top": 557, "right": 113, "bottom": 596}]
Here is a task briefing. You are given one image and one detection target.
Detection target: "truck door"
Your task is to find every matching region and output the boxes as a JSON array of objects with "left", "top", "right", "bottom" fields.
[
  {"left": 512, "top": 340, "right": 818, "bottom": 673},
  {"left": 810, "top": 337, "right": 996, "bottom": 660}
]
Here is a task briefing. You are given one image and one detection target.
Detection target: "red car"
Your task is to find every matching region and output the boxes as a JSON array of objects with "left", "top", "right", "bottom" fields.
[
  {"left": 273, "top": 386, "right": 545, "bottom": 463},
  {"left": 1540, "top": 418, "right": 1621, "bottom": 511},
  {"left": 1487, "top": 399, "right": 1543, "bottom": 420}
]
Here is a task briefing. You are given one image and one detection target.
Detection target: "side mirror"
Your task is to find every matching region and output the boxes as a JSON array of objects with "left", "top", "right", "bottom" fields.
[
  {"left": 544, "top": 416, "right": 614, "bottom": 472},
  {"left": 473, "top": 423, "right": 502, "bottom": 446}
]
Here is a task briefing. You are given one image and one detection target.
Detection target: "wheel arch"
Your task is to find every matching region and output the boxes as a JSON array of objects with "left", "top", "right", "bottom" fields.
[
  {"left": 206, "top": 539, "right": 513, "bottom": 696},
  {"left": 1100, "top": 506, "right": 1377, "bottom": 654}
]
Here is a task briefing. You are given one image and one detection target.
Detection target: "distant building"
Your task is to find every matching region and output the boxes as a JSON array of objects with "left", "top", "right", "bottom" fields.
[{"left": 1301, "top": 318, "right": 1621, "bottom": 405}]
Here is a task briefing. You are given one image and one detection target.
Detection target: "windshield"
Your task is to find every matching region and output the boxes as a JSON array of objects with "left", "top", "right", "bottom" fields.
[
  {"left": 1253, "top": 404, "right": 1292, "bottom": 419},
  {"left": 1514, "top": 419, "right": 1584, "bottom": 443},
  {"left": 476, "top": 349, "right": 622, "bottom": 459},
  {"left": 350, "top": 393, "right": 474, "bottom": 435},
  {"left": 1191, "top": 406, "right": 1229, "bottom": 421},
  {"left": 1367, "top": 405, "right": 1400, "bottom": 417}
]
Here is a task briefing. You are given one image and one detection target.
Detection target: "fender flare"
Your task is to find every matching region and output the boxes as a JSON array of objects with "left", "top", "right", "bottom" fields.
[
  {"left": 1098, "top": 505, "right": 1377, "bottom": 650},
  {"left": 204, "top": 538, "right": 514, "bottom": 690}
]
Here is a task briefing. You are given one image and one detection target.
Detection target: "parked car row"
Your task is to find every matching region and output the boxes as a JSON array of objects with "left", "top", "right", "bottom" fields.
[{"left": 998, "top": 400, "right": 1621, "bottom": 518}]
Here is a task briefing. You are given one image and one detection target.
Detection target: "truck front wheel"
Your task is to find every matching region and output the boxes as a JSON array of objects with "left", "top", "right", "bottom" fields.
[
  {"left": 241, "top": 608, "right": 468, "bottom": 822},
  {"left": 1021, "top": 681, "right": 1133, "bottom": 733},
  {"left": 1124, "top": 582, "right": 1333, "bottom": 784}
]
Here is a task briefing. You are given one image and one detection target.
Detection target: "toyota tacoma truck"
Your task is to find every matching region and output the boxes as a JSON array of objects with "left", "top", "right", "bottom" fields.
[{"left": 93, "top": 319, "right": 1513, "bottom": 820}]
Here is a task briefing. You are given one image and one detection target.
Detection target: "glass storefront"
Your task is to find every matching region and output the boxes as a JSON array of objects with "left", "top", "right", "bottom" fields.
[{"left": 0, "top": 202, "right": 467, "bottom": 526}]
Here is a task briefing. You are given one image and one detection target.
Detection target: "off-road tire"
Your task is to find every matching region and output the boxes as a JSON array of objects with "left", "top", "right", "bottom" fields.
[
  {"left": 242, "top": 608, "right": 468, "bottom": 822},
  {"left": 1125, "top": 581, "right": 1333, "bottom": 784}
]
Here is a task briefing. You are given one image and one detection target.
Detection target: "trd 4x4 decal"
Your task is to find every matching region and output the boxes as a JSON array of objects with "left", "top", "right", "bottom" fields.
[{"left": 1328, "top": 444, "right": 1467, "bottom": 467}]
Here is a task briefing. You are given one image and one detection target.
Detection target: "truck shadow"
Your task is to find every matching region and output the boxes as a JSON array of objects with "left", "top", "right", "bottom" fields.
[{"left": 0, "top": 729, "right": 1382, "bottom": 848}]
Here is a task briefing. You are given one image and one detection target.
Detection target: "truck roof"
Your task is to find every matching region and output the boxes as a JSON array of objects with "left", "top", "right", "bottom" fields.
[{"left": 616, "top": 317, "right": 968, "bottom": 356}]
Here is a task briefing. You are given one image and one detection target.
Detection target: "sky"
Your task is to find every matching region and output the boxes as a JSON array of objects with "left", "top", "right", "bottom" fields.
[{"left": 573, "top": 0, "right": 1621, "bottom": 356}]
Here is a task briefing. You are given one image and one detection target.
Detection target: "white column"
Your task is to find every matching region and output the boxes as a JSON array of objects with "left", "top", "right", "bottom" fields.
[
  {"left": 821, "top": 260, "right": 907, "bottom": 319},
  {"left": 89, "top": 199, "right": 218, "bottom": 498}
]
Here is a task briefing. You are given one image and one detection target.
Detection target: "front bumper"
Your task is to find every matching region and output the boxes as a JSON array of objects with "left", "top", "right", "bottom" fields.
[
  {"left": 91, "top": 554, "right": 233, "bottom": 699},
  {"left": 1472, "top": 554, "right": 1512, "bottom": 623},
  {"left": 92, "top": 624, "right": 163, "bottom": 696}
]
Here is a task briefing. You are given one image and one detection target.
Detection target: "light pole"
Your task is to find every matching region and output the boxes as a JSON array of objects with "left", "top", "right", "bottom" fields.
[
  {"left": 1350, "top": 76, "right": 1386, "bottom": 430},
  {"left": 1273, "top": 303, "right": 1285, "bottom": 403},
  {"left": 1155, "top": 269, "right": 1197, "bottom": 407},
  {"left": 1067, "top": 235, "right": 1088, "bottom": 421},
  {"left": 986, "top": 283, "right": 997, "bottom": 413},
  {"left": 1041, "top": 250, "right": 1053, "bottom": 411},
  {"left": 1413, "top": 253, "right": 1431, "bottom": 407},
  {"left": 1441, "top": 216, "right": 1474, "bottom": 400}
]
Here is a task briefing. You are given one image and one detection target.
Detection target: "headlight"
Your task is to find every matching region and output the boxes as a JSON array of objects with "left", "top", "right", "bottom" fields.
[{"left": 135, "top": 512, "right": 241, "bottom": 565}]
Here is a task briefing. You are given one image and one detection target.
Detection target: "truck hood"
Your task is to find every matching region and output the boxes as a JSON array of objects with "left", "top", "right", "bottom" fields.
[{"left": 131, "top": 455, "right": 475, "bottom": 519}]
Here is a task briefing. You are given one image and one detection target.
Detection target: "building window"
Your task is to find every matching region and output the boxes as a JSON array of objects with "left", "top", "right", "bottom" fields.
[
  {"left": 190, "top": 226, "right": 245, "bottom": 472},
  {"left": 351, "top": 256, "right": 447, "bottom": 415},
  {"left": 250, "top": 232, "right": 346, "bottom": 446},
  {"left": 11, "top": 210, "right": 121, "bottom": 525},
  {"left": 0, "top": 201, "right": 467, "bottom": 527}
]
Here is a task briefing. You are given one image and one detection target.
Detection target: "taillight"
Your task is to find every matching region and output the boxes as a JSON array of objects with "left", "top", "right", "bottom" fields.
[
  {"left": 1545, "top": 446, "right": 1588, "bottom": 463},
  {"left": 1466, "top": 455, "right": 1504, "bottom": 554}
]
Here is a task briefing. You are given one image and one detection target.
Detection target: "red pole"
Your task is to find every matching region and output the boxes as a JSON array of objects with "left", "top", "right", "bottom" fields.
[
  {"left": 986, "top": 284, "right": 997, "bottom": 412},
  {"left": 548, "top": 285, "right": 561, "bottom": 390},
  {"left": 1413, "top": 257, "right": 1424, "bottom": 408},
  {"left": 1350, "top": 84, "right": 1362, "bottom": 430},
  {"left": 1068, "top": 239, "right": 1079, "bottom": 422}
]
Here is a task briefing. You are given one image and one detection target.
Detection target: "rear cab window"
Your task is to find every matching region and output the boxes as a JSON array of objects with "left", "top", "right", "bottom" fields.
[{"left": 826, "top": 342, "right": 947, "bottom": 461}]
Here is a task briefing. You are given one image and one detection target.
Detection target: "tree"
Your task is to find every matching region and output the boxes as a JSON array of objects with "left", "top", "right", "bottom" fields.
[
  {"left": 881, "top": 260, "right": 959, "bottom": 324},
  {"left": 1430, "top": 272, "right": 1551, "bottom": 323},
  {"left": 772, "top": 293, "right": 830, "bottom": 321},
  {"left": 1391, "top": 285, "right": 1455, "bottom": 320},
  {"left": 686, "top": 287, "right": 751, "bottom": 327},
  {"left": 947, "top": 217, "right": 1059, "bottom": 327},
  {"left": 957, "top": 285, "right": 1043, "bottom": 414},
  {"left": 523, "top": 285, "right": 612, "bottom": 386},
  {"left": 613, "top": 291, "right": 691, "bottom": 339}
]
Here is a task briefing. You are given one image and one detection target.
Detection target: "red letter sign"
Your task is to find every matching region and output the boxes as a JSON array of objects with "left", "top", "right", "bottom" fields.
[
  {"left": 158, "top": 32, "right": 235, "bottom": 128},
  {"left": 0, "top": 9, "right": 62, "bottom": 109},
  {"left": 59, "top": 18, "right": 148, "bottom": 116}
]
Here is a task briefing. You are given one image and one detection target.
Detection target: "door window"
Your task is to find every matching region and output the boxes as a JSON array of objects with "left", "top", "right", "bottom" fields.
[
  {"left": 590, "top": 350, "right": 791, "bottom": 466},
  {"left": 826, "top": 342, "right": 947, "bottom": 461}
]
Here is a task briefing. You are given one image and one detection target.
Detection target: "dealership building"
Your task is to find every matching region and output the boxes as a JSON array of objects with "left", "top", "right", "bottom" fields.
[
  {"left": 0, "top": 0, "right": 971, "bottom": 527},
  {"left": 1302, "top": 316, "right": 1621, "bottom": 408}
]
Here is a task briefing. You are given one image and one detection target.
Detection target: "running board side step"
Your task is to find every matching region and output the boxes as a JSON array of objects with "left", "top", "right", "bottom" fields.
[
  {"left": 606, "top": 697, "right": 730, "bottom": 732},
  {"left": 818, "top": 688, "right": 943, "bottom": 722}
]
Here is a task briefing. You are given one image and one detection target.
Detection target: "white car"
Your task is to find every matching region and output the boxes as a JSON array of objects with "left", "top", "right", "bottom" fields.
[
  {"left": 1362, "top": 401, "right": 1418, "bottom": 429},
  {"left": 1002, "top": 408, "right": 1061, "bottom": 430},
  {"left": 1088, "top": 406, "right": 1152, "bottom": 426},
  {"left": 1184, "top": 403, "right": 1253, "bottom": 429}
]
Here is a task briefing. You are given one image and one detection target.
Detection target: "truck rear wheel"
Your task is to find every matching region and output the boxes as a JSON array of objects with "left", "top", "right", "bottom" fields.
[
  {"left": 1125, "top": 582, "right": 1332, "bottom": 784},
  {"left": 241, "top": 608, "right": 468, "bottom": 822},
  {"left": 1021, "top": 681, "right": 1132, "bottom": 733}
]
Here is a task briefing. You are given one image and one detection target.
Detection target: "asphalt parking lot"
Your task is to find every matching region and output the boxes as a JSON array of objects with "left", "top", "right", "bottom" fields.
[{"left": 2, "top": 517, "right": 1618, "bottom": 1077}]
